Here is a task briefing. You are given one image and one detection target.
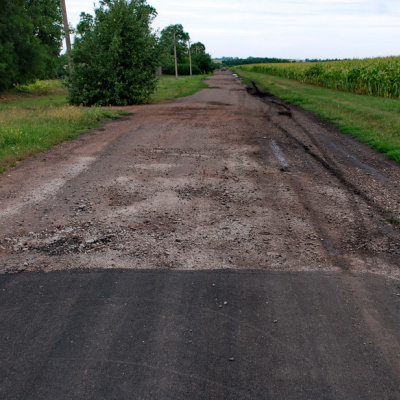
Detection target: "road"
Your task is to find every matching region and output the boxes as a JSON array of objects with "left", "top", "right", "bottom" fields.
[{"left": 1, "top": 71, "right": 400, "bottom": 398}]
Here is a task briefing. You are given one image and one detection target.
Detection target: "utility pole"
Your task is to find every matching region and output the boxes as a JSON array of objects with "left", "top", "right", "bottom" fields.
[
  {"left": 188, "top": 39, "right": 192, "bottom": 76},
  {"left": 173, "top": 30, "right": 178, "bottom": 79},
  {"left": 60, "top": 0, "right": 73, "bottom": 74}
]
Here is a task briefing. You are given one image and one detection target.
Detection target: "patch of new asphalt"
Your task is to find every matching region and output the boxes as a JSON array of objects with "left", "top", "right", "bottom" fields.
[{"left": 1, "top": 269, "right": 400, "bottom": 399}]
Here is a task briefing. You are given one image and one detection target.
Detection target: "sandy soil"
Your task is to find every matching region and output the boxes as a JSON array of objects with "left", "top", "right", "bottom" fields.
[{"left": 1, "top": 71, "right": 400, "bottom": 278}]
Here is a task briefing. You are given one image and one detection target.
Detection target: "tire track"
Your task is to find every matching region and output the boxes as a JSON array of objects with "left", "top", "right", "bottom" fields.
[{"left": 248, "top": 84, "right": 400, "bottom": 271}]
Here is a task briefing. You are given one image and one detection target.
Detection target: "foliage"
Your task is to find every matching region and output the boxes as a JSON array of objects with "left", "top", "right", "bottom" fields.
[
  {"left": 68, "top": 0, "right": 159, "bottom": 106},
  {"left": 192, "top": 53, "right": 218, "bottom": 73},
  {"left": 158, "top": 24, "right": 190, "bottom": 68},
  {"left": 157, "top": 26, "right": 216, "bottom": 75},
  {"left": 382, "top": 218, "right": 400, "bottom": 224},
  {"left": 239, "top": 57, "right": 400, "bottom": 99},
  {"left": 190, "top": 42, "right": 206, "bottom": 54},
  {"left": 0, "top": 0, "right": 63, "bottom": 92},
  {"left": 27, "top": 0, "right": 64, "bottom": 78},
  {"left": 162, "top": 64, "right": 202, "bottom": 76},
  {"left": 0, "top": 0, "right": 43, "bottom": 91},
  {"left": 57, "top": 53, "right": 70, "bottom": 79},
  {"left": 233, "top": 68, "right": 400, "bottom": 162},
  {"left": 15, "top": 79, "right": 64, "bottom": 94}
]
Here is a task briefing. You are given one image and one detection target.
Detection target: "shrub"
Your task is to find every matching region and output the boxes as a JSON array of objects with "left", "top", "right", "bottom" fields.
[
  {"left": 68, "top": 0, "right": 159, "bottom": 106},
  {"left": 162, "top": 64, "right": 202, "bottom": 75}
]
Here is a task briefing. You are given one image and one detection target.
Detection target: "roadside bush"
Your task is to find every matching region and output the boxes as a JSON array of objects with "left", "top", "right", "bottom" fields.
[
  {"left": 191, "top": 53, "right": 217, "bottom": 73},
  {"left": 68, "top": 0, "right": 159, "bottom": 106}
]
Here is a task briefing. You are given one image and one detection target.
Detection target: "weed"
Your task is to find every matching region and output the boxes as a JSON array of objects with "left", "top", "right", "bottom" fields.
[{"left": 382, "top": 217, "right": 400, "bottom": 224}]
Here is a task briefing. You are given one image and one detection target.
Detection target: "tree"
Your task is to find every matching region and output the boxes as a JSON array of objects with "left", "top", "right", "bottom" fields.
[
  {"left": 0, "top": 0, "right": 63, "bottom": 91},
  {"left": 159, "top": 37, "right": 217, "bottom": 76},
  {"left": 28, "top": 0, "right": 64, "bottom": 78},
  {"left": 159, "top": 24, "right": 189, "bottom": 78},
  {"left": 68, "top": 0, "right": 159, "bottom": 106},
  {"left": 192, "top": 52, "right": 215, "bottom": 73},
  {"left": 190, "top": 42, "right": 206, "bottom": 54},
  {"left": 0, "top": 0, "right": 42, "bottom": 91},
  {"left": 189, "top": 42, "right": 216, "bottom": 73}
]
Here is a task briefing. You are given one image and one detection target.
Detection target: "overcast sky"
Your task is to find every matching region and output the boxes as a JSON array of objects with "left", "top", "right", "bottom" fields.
[{"left": 65, "top": 0, "right": 400, "bottom": 59}]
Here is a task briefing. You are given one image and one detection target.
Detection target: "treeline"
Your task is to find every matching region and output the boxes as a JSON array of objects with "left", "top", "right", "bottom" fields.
[
  {"left": 223, "top": 57, "right": 291, "bottom": 66},
  {"left": 0, "top": 0, "right": 217, "bottom": 106}
]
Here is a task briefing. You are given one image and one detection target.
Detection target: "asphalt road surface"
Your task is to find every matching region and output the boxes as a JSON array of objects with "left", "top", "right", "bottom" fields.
[
  {"left": 1, "top": 269, "right": 400, "bottom": 399},
  {"left": 1, "top": 71, "right": 400, "bottom": 399}
]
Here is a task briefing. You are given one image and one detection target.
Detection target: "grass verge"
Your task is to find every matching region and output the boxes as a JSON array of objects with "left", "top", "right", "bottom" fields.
[
  {"left": 150, "top": 74, "right": 211, "bottom": 103},
  {"left": 0, "top": 81, "right": 123, "bottom": 173},
  {"left": 233, "top": 68, "right": 400, "bottom": 163}
]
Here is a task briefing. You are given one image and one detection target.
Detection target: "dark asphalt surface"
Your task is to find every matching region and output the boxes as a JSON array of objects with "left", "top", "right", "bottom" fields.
[{"left": 1, "top": 270, "right": 400, "bottom": 399}]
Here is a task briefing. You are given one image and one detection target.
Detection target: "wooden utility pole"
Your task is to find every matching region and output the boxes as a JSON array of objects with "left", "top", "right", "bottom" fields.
[
  {"left": 60, "top": 0, "right": 73, "bottom": 73},
  {"left": 173, "top": 30, "right": 178, "bottom": 79},
  {"left": 188, "top": 39, "right": 192, "bottom": 76}
]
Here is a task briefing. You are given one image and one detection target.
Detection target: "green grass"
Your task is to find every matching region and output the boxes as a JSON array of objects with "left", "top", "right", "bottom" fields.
[
  {"left": 0, "top": 81, "right": 122, "bottom": 173},
  {"left": 149, "top": 74, "right": 211, "bottom": 103},
  {"left": 0, "top": 75, "right": 211, "bottom": 173},
  {"left": 0, "top": 80, "right": 67, "bottom": 109},
  {"left": 234, "top": 68, "right": 400, "bottom": 163}
]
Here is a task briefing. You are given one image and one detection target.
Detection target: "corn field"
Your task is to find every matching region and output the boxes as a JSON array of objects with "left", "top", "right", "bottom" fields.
[{"left": 238, "top": 57, "right": 400, "bottom": 99}]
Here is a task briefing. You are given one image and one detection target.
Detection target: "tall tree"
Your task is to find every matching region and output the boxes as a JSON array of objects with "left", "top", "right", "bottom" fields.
[
  {"left": 68, "top": 0, "right": 159, "bottom": 106},
  {"left": 190, "top": 42, "right": 216, "bottom": 73},
  {"left": 159, "top": 24, "right": 189, "bottom": 78},
  {"left": 190, "top": 42, "right": 206, "bottom": 54}
]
